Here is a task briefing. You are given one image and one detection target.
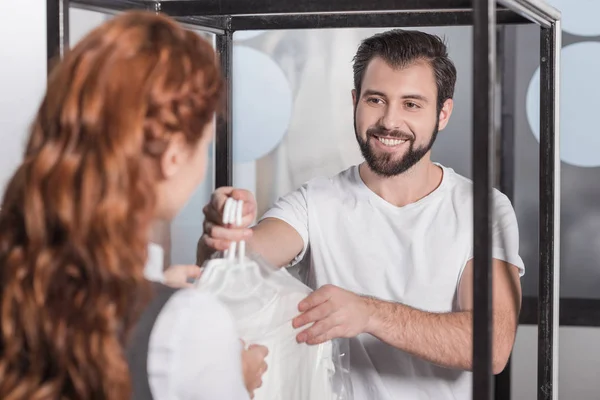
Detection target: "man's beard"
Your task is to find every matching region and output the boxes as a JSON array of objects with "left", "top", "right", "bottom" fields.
[{"left": 354, "top": 114, "right": 439, "bottom": 177}]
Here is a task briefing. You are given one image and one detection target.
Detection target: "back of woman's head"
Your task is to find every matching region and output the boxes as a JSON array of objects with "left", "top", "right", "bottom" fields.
[{"left": 0, "top": 11, "right": 222, "bottom": 399}]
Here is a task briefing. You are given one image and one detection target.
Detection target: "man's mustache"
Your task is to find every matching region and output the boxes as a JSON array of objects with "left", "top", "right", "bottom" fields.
[{"left": 366, "top": 126, "right": 414, "bottom": 141}]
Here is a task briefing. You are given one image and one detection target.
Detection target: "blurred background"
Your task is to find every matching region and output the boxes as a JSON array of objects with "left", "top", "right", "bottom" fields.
[{"left": 2, "top": 0, "right": 599, "bottom": 397}]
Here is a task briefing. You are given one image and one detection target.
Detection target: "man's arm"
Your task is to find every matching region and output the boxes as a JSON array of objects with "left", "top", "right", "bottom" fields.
[
  {"left": 197, "top": 217, "right": 303, "bottom": 267},
  {"left": 247, "top": 218, "right": 305, "bottom": 268},
  {"left": 196, "top": 187, "right": 306, "bottom": 268},
  {"left": 366, "top": 259, "right": 521, "bottom": 373},
  {"left": 294, "top": 259, "right": 521, "bottom": 375}
]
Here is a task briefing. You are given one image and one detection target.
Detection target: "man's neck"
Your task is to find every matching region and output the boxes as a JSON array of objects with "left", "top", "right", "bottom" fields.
[{"left": 359, "top": 158, "right": 443, "bottom": 208}]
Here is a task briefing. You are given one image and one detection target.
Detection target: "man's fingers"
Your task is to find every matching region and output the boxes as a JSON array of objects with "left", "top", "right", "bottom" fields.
[
  {"left": 209, "top": 189, "right": 232, "bottom": 215},
  {"left": 306, "top": 327, "right": 342, "bottom": 345},
  {"left": 292, "top": 301, "right": 334, "bottom": 329},
  {"left": 203, "top": 204, "right": 223, "bottom": 224},
  {"left": 210, "top": 188, "right": 255, "bottom": 211},
  {"left": 230, "top": 188, "right": 256, "bottom": 205},
  {"left": 204, "top": 222, "right": 252, "bottom": 241},
  {"left": 201, "top": 235, "right": 231, "bottom": 252},
  {"left": 297, "top": 286, "right": 334, "bottom": 313},
  {"left": 205, "top": 195, "right": 255, "bottom": 231},
  {"left": 296, "top": 315, "right": 340, "bottom": 343}
]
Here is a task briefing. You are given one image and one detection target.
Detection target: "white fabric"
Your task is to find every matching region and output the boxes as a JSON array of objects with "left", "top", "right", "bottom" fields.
[
  {"left": 196, "top": 256, "right": 341, "bottom": 400},
  {"left": 260, "top": 163, "right": 525, "bottom": 400},
  {"left": 143, "top": 245, "right": 250, "bottom": 400},
  {"left": 144, "top": 242, "right": 166, "bottom": 283}
]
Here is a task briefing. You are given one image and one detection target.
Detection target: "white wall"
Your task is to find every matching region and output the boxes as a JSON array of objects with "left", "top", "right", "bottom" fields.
[
  {"left": 0, "top": 0, "right": 47, "bottom": 194},
  {"left": 513, "top": 326, "right": 600, "bottom": 399},
  {"left": 1, "top": 3, "right": 599, "bottom": 398},
  {"left": 0, "top": 5, "right": 107, "bottom": 194}
]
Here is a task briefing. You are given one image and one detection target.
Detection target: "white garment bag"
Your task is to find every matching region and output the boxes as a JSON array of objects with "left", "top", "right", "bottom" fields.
[{"left": 195, "top": 198, "right": 352, "bottom": 400}]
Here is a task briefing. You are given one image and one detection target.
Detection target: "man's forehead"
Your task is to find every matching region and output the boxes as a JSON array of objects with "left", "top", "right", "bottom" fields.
[{"left": 362, "top": 57, "right": 437, "bottom": 96}]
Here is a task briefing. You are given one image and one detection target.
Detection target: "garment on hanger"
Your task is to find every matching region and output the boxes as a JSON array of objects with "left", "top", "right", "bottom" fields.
[{"left": 195, "top": 199, "right": 352, "bottom": 400}]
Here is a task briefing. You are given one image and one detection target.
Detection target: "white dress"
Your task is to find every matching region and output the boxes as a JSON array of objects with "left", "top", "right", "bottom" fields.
[
  {"left": 196, "top": 255, "right": 347, "bottom": 400},
  {"left": 143, "top": 243, "right": 250, "bottom": 400}
]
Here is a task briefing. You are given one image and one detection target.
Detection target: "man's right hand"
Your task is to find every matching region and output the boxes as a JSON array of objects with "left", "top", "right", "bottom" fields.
[{"left": 197, "top": 187, "right": 257, "bottom": 263}]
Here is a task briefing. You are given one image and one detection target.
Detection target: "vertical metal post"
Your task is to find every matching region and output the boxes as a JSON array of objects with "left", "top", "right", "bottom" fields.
[
  {"left": 215, "top": 27, "right": 233, "bottom": 188},
  {"left": 538, "top": 20, "right": 561, "bottom": 400},
  {"left": 47, "top": 0, "right": 70, "bottom": 74},
  {"left": 472, "top": 0, "right": 496, "bottom": 398},
  {"left": 494, "top": 24, "right": 517, "bottom": 400}
]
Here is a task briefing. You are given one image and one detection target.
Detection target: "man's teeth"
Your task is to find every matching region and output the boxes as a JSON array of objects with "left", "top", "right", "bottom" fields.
[{"left": 377, "top": 137, "right": 406, "bottom": 146}]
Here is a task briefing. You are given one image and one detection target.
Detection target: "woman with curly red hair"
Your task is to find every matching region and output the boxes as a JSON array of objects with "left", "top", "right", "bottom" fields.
[{"left": 0, "top": 10, "right": 266, "bottom": 400}]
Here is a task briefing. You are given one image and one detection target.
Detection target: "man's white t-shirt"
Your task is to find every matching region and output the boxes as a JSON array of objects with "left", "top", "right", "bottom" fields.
[{"left": 260, "top": 163, "right": 525, "bottom": 400}]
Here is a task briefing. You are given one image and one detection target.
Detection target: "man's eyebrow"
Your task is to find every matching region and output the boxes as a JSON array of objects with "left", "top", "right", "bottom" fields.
[
  {"left": 401, "top": 94, "right": 429, "bottom": 103},
  {"left": 362, "top": 89, "right": 387, "bottom": 98},
  {"left": 362, "top": 90, "right": 430, "bottom": 103}
]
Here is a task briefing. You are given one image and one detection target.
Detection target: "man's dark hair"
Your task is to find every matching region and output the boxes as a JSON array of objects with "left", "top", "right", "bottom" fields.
[{"left": 352, "top": 29, "right": 457, "bottom": 113}]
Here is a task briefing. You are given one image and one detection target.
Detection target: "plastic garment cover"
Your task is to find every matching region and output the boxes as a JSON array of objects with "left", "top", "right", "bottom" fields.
[{"left": 195, "top": 250, "right": 352, "bottom": 400}]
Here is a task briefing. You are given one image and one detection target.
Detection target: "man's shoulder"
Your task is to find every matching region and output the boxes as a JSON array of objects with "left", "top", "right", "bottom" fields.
[
  {"left": 301, "top": 165, "right": 359, "bottom": 191},
  {"left": 441, "top": 165, "right": 512, "bottom": 208}
]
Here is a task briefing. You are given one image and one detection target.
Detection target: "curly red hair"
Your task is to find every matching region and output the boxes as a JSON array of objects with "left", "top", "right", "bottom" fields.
[{"left": 0, "top": 11, "right": 222, "bottom": 399}]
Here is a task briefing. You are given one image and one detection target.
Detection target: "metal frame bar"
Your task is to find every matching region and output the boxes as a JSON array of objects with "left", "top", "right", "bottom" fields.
[
  {"left": 538, "top": 20, "right": 561, "bottom": 400},
  {"left": 520, "top": 297, "right": 600, "bottom": 327},
  {"left": 214, "top": 29, "right": 234, "bottom": 188},
  {"left": 70, "top": 1, "right": 228, "bottom": 33},
  {"left": 47, "top": 0, "right": 69, "bottom": 74},
  {"left": 230, "top": 10, "right": 529, "bottom": 30},
  {"left": 494, "top": 23, "right": 518, "bottom": 400},
  {"left": 70, "top": 0, "right": 154, "bottom": 13},
  {"left": 158, "top": 0, "right": 473, "bottom": 16},
  {"left": 472, "top": 0, "right": 496, "bottom": 397},
  {"left": 498, "top": 0, "right": 560, "bottom": 28},
  {"left": 50, "top": 1, "right": 562, "bottom": 399},
  {"left": 70, "top": 0, "right": 559, "bottom": 24}
]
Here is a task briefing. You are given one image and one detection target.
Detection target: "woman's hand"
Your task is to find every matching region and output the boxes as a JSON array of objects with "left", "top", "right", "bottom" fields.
[
  {"left": 241, "top": 342, "right": 268, "bottom": 398},
  {"left": 162, "top": 264, "right": 202, "bottom": 288}
]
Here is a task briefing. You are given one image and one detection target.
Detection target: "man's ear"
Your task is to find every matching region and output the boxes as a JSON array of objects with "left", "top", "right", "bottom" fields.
[
  {"left": 159, "top": 135, "right": 186, "bottom": 179},
  {"left": 437, "top": 98, "right": 454, "bottom": 131},
  {"left": 352, "top": 89, "right": 358, "bottom": 107}
]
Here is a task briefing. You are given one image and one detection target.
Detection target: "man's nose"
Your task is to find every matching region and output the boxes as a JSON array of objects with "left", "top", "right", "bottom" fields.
[{"left": 380, "top": 105, "right": 405, "bottom": 131}]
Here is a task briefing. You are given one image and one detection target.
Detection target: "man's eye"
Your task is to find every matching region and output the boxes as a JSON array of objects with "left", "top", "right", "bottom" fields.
[
  {"left": 405, "top": 102, "right": 420, "bottom": 109},
  {"left": 367, "top": 98, "right": 383, "bottom": 104}
]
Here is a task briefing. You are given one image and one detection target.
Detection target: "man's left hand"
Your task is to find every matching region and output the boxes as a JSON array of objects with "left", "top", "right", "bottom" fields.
[{"left": 292, "top": 284, "right": 371, "bottom": 345}]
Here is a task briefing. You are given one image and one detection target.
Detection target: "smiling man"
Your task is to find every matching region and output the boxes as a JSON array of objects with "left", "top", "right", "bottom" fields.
[{"left": 198, "top": 29, "right": 524, "bottom": 400}]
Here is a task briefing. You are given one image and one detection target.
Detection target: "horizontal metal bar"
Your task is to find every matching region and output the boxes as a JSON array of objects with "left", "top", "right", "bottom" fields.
[
  {"left": 70, "top": 0, "right": 560, "bottom": 30},
  {"left": 520, "top": 297, "right": 600, "bottom": 327},
  {"left": 497, "top": 0, "right": 560, "bottom": 27},
  {"left": 231, "top": 9, "right": 529, "bottom": 30},
  {"left": 71, "top": 0, "right": 153, "bottom": 13},
  {"left": 159, "top": 0, "right": 474, "bottom": 16},
  {"left": 71, "top": 1, "right": 227, "bottom": 33},
  {"left": 174, "top": 16, "right": 229, "bottom": 33}
]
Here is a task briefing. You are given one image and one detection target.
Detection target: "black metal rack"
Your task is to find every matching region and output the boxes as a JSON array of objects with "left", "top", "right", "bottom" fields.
[{"left": 47, "top": 1, "right": 561, "bottom": 399}]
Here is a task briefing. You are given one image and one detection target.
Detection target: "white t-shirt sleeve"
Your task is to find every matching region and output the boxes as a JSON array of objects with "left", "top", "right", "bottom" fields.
[
  {"left": 466, "top": 191, "right": 525, "bottom": 277},
  {"left": 491, "top": 191, "right": 525, "bottom": 276},
  {"left": 148, "top": 289, "right": 250, "bottom": 400},
  {"left": 259, "top": 184, "right": 309, "bottom": 267}
]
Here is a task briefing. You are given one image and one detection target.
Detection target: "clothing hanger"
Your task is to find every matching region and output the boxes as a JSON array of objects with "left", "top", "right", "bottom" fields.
[{"left": 223, "top": 197, "right": 245, "bottom": 264}]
